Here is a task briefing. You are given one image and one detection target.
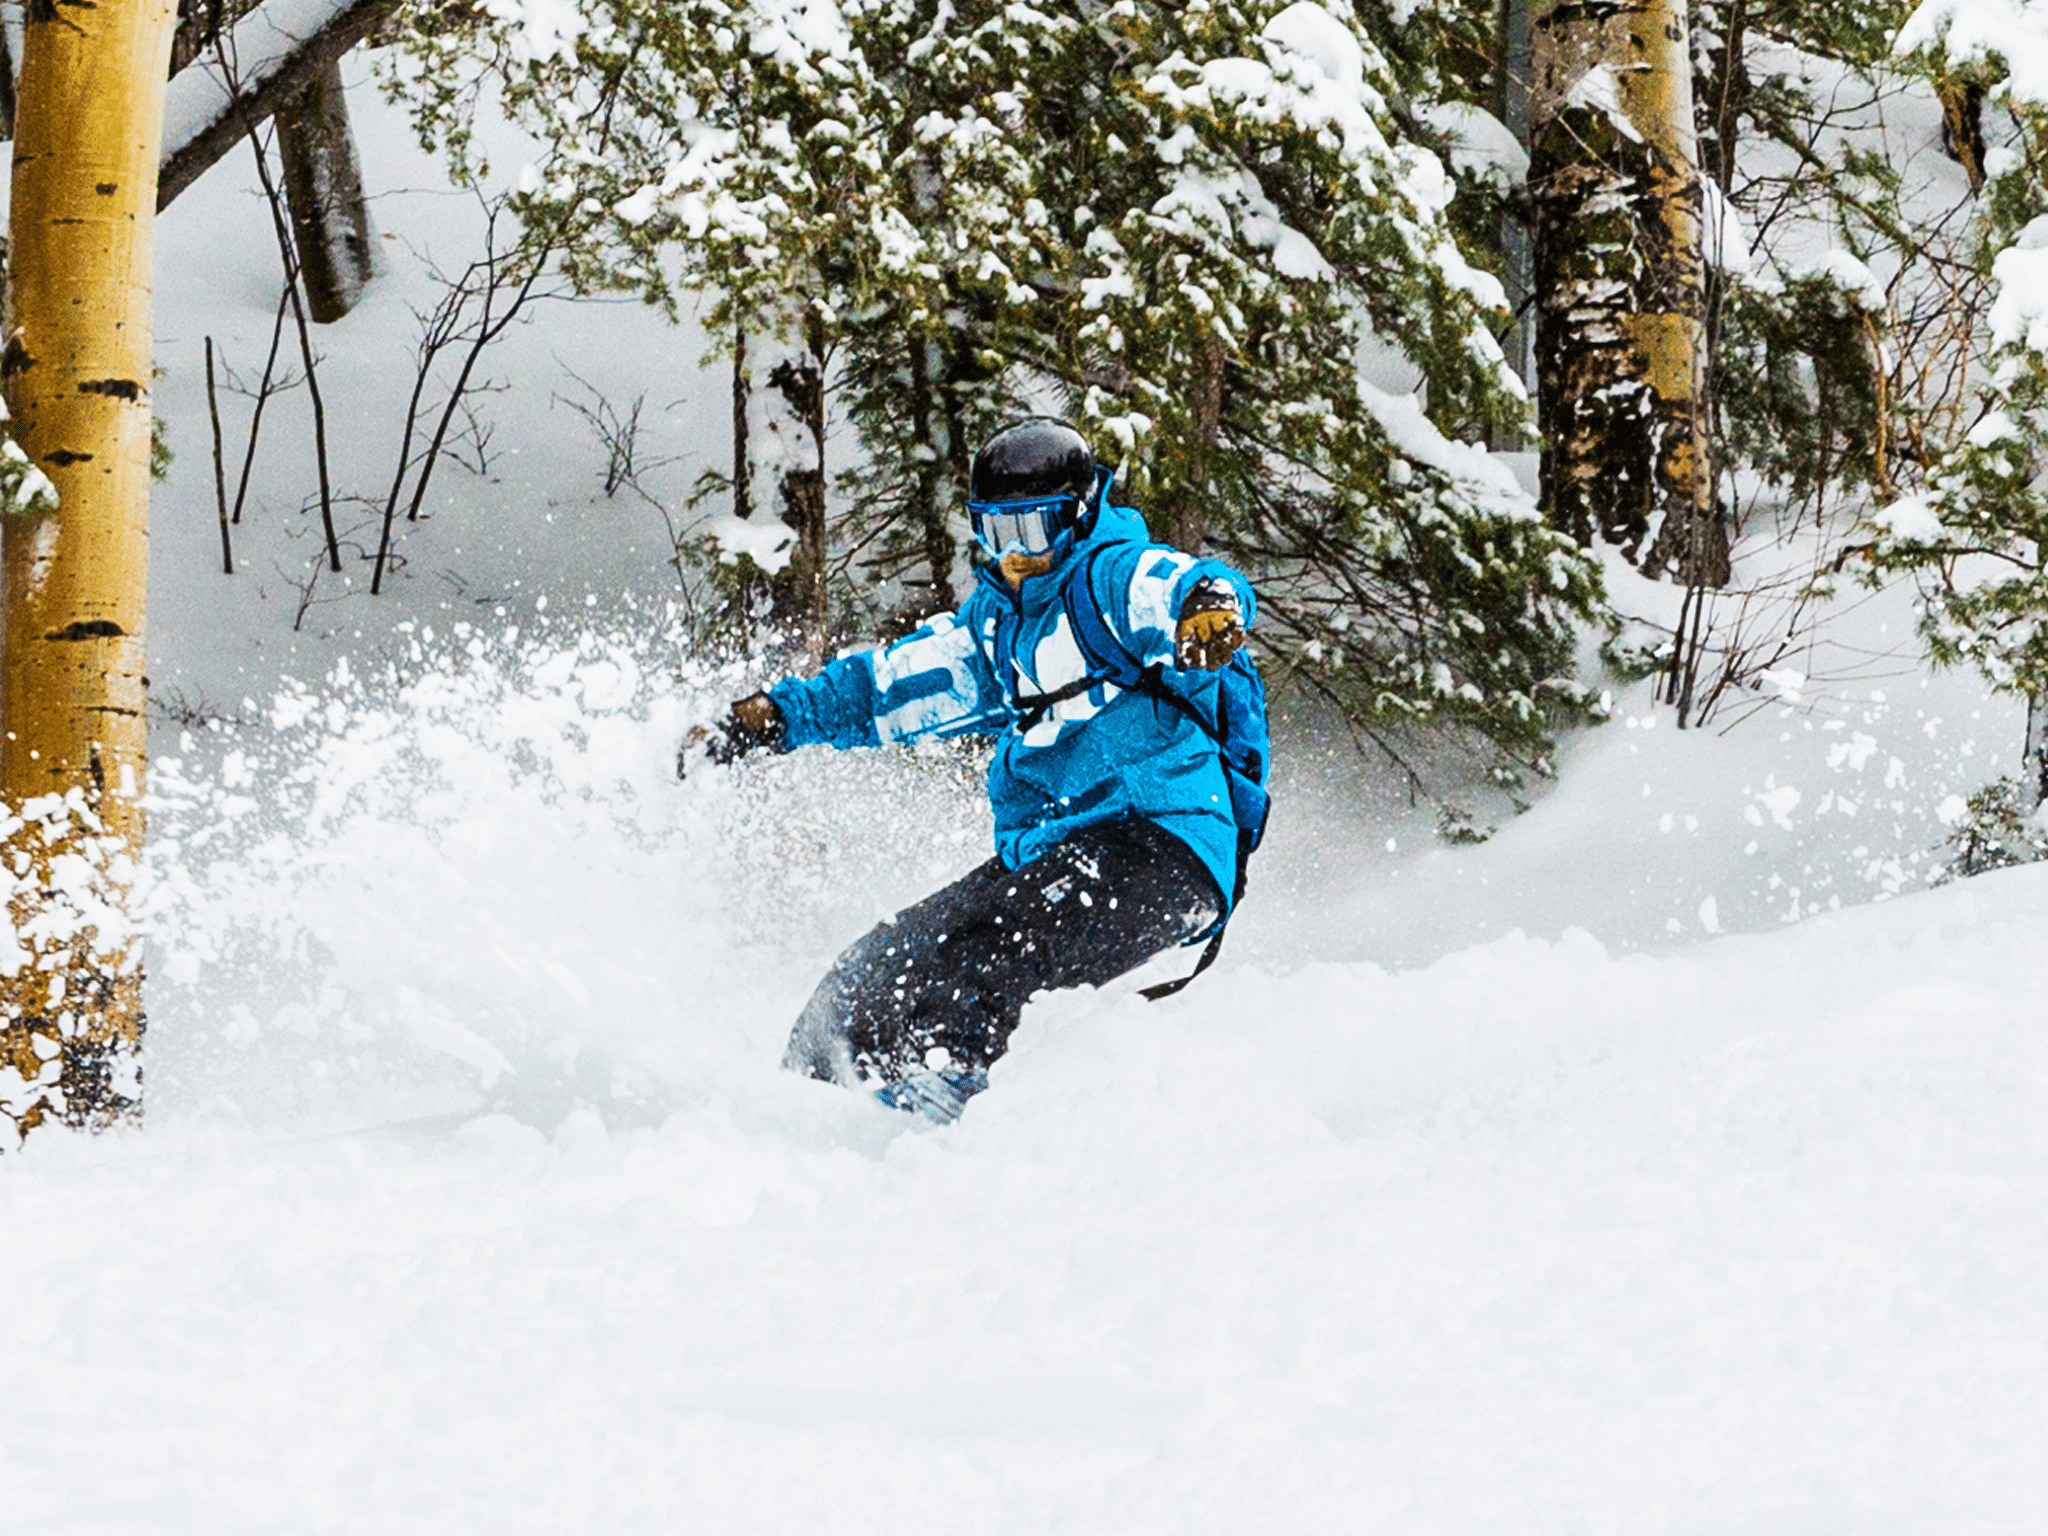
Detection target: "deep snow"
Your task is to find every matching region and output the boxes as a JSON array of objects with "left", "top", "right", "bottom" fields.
[
  {"left": 13, "top": 741, "right": 2048, "bottom": 1530},
  {"left": 3, "top": 43, "right": 2046, "bottom": 1536}
]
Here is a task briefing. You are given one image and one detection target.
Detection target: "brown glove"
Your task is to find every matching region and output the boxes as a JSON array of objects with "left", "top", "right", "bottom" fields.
[
  {"left": 679, "top": 691, "right": 785, "bottom": 777},
  {"left": 1175, "top": 579, "right": 1245, "bottom": 670}
]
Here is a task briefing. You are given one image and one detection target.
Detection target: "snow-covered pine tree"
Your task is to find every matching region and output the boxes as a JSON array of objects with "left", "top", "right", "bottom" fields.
[
  {"left": 399, "top": 0, "right": 1051, "bottom": 636},
  {"left": 1864, "top": 0, "right": 2048, "bottom": 811},
  {"left": 1690, "top": 0, "right": 1961, "bottom": 531},
  {"left": 396, "top": 0, "right": 1609, "bottom": 778},
  {"left": 826, "top": 1, "right": 1066, "bottom": 626},
  {"left": 1027, "top": 0, "right": 1605, "bottom": 776}
]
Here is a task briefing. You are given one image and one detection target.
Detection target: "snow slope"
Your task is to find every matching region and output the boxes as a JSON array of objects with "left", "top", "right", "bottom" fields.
[
  {"left": 6, "top": 610, "right": 2043, "bottom": 1531},
  {"left": 3, "top": 46, "right": 2045, "bottom": 1536},
  {"left": 8, "top": 824, "right": 2047, "bottom": 1532}
]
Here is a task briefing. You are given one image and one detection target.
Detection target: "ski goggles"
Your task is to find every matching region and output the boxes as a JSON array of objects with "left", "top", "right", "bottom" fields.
[{"left": 968, "top": 494, "right": 1080, "bottom": 558}]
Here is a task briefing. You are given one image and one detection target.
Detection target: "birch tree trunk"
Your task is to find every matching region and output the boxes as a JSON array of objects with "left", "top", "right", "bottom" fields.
[
  {"left": 275, "top": 57, "right": 376, "bottom": 324},
  {"left": 1530, "top": 0, "right": 1726, "bottom": 585},
  {"left": 1, "top": 0, "right": 176, "bottom": 1146}
]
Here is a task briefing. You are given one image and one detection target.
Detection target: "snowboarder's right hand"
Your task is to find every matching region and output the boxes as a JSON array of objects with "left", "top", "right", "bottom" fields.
[{"left": 679, "top": 692, "right": 785, "bottom": 777}]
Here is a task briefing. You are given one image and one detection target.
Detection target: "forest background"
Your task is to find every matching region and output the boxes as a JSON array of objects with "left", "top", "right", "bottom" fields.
[
  {"left": 5, "top": 0, "right": 2048, "bottom": 1120},
  {"left": 372, "top": 0, "right": 2048, "bottom": 830}
]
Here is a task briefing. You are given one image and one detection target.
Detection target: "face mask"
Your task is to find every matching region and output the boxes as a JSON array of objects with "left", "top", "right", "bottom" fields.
[{"left": 968, "top": 494, "right": 1078, "bottom": 558}]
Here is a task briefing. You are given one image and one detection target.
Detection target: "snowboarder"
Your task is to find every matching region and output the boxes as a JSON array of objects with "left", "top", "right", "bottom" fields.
[{"left": 692, "top": 418, "right": 1269, "bottom": 1122}]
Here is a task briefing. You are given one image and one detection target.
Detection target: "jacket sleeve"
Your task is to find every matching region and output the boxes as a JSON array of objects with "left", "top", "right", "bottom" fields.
[
  {"left": 768, "top": 602, "right": 1007, "bottom": 751},
  {"left": 1086, "top": 543, "right": 1257, "bottom": 674}
]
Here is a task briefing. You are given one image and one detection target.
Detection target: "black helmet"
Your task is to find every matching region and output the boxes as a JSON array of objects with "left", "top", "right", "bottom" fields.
[{"left": 969, "top": 418, "right": 1095, "bottom": 505}]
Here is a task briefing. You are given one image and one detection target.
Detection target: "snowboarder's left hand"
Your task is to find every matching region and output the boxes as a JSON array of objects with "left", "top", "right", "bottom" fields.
[{"left": 1175, "top": 581, "right": 1244, "bottom": 670}]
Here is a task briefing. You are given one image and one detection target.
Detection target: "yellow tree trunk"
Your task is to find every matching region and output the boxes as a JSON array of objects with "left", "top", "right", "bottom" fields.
[
  {"left": 1529, "top": 0, "right": 1724, "bottom": 585},
  {"left": 1, "top": 0, "right": 176, "bottom": 1147}
]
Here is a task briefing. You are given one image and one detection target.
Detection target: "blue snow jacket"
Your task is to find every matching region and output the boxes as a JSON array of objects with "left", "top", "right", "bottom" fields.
[{"left": 767, "top": 484, "right": 1261, "bottom": 912}]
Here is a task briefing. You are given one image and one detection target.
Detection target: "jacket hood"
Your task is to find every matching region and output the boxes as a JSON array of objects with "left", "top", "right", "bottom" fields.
[{"left": 1082, "top": 484, "right": 1151, "bottom": 548}]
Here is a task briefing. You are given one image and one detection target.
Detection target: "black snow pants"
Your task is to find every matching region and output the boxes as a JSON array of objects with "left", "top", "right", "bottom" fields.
[{"left": 782, "top": 818, "right": 1223, "bottom": 1086}]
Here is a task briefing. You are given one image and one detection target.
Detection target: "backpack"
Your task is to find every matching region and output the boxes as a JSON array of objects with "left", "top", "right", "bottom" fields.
[{"left": 1010, "top": 540, "right": 1272, "bottom": 999}]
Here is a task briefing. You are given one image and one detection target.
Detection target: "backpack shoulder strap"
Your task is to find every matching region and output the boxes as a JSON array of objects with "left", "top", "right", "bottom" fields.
[
  {"left": 1138, "top": 826, "right": 1254, "bottom": 1000},
  {"left": 1062, "top": 541, "right": 1216, "bottom": 734},
  {"left": 1064, "top": 538, "right": 1270, "bottom": 805},
  {"left": 1003, "top": 549, "right": 1116, "bottom": 731},
  {"left": 1060, "top": 541, "right": 1142, "bottom": 688},
  {"left": 1060, "top": 538, "right": 1265, "bottom": 1002}
]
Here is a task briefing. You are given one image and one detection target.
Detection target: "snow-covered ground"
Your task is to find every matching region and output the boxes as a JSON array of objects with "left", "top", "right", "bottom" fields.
[
  {"left": 12, "top": 666, "right": 2048, "bottom": 1529},
  {"left": 4, "top": 55, "right": 2046, "bottom": 1536}
]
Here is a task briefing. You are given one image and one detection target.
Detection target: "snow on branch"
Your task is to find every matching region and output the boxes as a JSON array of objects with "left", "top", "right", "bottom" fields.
[
  {"left": 1898, "top": 0, "right": 2048, "bottom": 103},
  {"left": 158, "top": 0, "right": 397, "bottom": 212}
]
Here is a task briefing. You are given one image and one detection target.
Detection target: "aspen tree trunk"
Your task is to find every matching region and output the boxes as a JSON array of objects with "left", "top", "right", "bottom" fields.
[
  {"left": 1, "top": 0, "right": 176, "bottom": 1146},
  {"left": 1530, "top": 0, "right": 1726, "bottom": 585},
  {"left": 274, "top": 57, "right": 376, "bottom": 324}
]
